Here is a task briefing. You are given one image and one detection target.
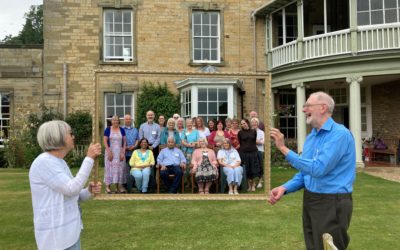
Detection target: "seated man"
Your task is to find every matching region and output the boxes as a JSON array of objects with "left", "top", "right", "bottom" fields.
[{"left": 157, "top": 136, "right": 186, "bottom": 193}]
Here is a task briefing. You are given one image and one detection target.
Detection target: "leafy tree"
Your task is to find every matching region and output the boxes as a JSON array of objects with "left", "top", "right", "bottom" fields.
[
  {"left": 65, "top": 111, "right": 92, "bottom": 145},
  {"left": 1, "top": 5, "right": 43, "bottom": 45},
  {"left": 136, "top": 82, "right": 180, "bottom": 126}
]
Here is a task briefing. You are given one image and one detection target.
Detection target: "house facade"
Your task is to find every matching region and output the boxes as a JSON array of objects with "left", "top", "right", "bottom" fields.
[
  {"left": 41, "top": 0, "right": 269, "bottom": 127},
  {"left": 253, "top": 0, "right": 400, "bottom": 167}
]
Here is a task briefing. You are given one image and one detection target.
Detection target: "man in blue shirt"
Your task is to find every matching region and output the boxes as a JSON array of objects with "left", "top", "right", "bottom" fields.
[
  {"left": 157, "top": 137, "right": 186, "bottom": 193},
  {"left": 123, "top": 114, "right": 139, "bottom": 193},
  {"left": 270, "top": 91, "right": 355, "bottom": 250}
]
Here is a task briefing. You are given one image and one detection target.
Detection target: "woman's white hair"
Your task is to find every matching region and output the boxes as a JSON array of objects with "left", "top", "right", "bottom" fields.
[
  {"left": 251, "top": 117, "right": 259, "bottom": 125},
  {"left": 37, "top": 120, "right": 71, "bottom": 152}
]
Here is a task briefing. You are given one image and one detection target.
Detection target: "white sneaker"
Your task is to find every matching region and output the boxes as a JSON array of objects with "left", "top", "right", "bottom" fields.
[
  {"left": 228, "top": 190, "right": 234, "bottom": 195},
  {"left": 257, "top": 182, "right": 263, "bottom": 189},
  {"left": 234, "top": 190, "right": 239, "bottom": 195}
]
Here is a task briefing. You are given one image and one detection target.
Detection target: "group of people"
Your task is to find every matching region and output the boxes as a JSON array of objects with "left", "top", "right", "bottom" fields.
[
  {"left": 103, "top": 111, "right": 266, "bottom": 195},
  {"left": 29, "top": 91, "right": 356, "bottom": 250}
]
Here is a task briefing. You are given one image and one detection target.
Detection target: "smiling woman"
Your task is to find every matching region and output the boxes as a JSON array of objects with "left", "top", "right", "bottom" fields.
[{"left": 92, "top": 76, "right": 272, "bottom": 200}]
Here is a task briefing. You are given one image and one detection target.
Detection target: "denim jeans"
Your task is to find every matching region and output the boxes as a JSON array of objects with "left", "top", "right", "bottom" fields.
[
  {"left": 65, "top": 238, "right": 81, "bottom": 250},
  {"left": 131, "top": 167, "right": 151, "bottom": 193}
]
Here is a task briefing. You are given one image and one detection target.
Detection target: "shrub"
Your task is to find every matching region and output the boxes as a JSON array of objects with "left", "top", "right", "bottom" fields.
[
  {"left": 65, "top": 111, "right": 92, "bottom": 145},
  {"left": 271, "top": 139, "right": 298, "bottom": 168},
  {"left": 136, "top": 82, "right": 180, "bottom": 126}
]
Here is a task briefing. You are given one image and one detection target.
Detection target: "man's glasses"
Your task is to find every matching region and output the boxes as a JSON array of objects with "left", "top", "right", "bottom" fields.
[{"left": 302, "top": 103, "right": 325, "bottom": 108}]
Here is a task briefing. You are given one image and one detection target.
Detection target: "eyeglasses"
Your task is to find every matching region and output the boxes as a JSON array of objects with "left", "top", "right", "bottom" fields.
[
  {"left": 69, "top": 131, "right": 74, "bottom": 136},
  {"left": 302, "top": 103, "right": 325, "bottom": 108}
]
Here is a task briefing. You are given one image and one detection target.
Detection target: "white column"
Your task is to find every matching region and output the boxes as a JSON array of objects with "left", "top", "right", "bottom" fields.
[
  {"left": 346, "top": 75, "right": 364, "bottom": 168},
  {"left": 292, "top": 83, "right": 306, "bottom": 153}
]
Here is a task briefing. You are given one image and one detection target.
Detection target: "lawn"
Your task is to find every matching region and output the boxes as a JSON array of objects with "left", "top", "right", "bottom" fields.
[{"left": 0, "top": 167, "right": 399, "bottom": 249}]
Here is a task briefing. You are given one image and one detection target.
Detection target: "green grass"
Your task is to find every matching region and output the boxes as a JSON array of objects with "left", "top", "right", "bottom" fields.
[{"left": 0, "top": 167, "right": 399, "bottom": 249}]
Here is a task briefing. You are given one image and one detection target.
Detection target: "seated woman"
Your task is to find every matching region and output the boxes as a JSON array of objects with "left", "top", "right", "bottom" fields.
[
  {"left": 208, "top": 120, "right": 231, "bottom": 151},
  {"left": 160, "top": 118, "right": 181, "bottom": 146},
  {"left": 217, "top": 139, "right": 243, "bottom": 195},
  {"left": 129, "top": 138, "right": 155, "bottom": 193},
  {"left": 191, "top": 138, "right": 218, "bottom": 194}
]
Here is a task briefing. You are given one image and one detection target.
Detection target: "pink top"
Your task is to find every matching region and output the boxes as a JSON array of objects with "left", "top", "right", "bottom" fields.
[
  {"left": 191, "top": 148, "right": 218, "bottom": 169},
  {"left": 207, "top": 130, "right": 231, "bottom": 146}
]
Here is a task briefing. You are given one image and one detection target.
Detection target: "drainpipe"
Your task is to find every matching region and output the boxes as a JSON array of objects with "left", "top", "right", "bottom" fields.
[
  {"left": 63, "top": 63, "right": 68, "bottom": 119},
  {"left": 252, "top": 14, "right": 258, "bottom": 113}
]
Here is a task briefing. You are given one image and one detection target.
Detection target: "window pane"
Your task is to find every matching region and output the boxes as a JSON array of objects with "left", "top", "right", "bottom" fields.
[
  {"left": 280, "top": 118, "right": 287, "bottom": 127},
  {"left": 385, "top": 9, "right": 397, "bottom": 23},
  {"left": 115, "top": 37, "right": 123, "bottom": 44},
  {"left": 209, "top": 89, "right": 217, "bottom": 101},
  {"left": 210, "top": 13, "right": 218, "bottom": 24},
  {"left": 203, "top": 25, "right": 210, "bottom": 36},
  {"left": 115, "top": 23, "right": 122, "bottom": 32},
  {"left": 203, "top": 13, "right": 210, "bottom": 25},
  {"left": 371, "top": 10, "right": 384, "bottom": 24},
  {"left": 211, "top": 26, "right": 218, "bottom": 36},
  {"left": 116, "top": 94, "right": 123, "bottom": 106},
  {"left": 193, "top": 13, "right": 201, "bottom": 24},
  {"left": 358, "top": 12, "right": 370, "bottom": 25},
  {"left": 210, "top": 38, "right": 217, "bottom": 49},
  {"left": 288, "top": 118, "right": 295, "bottom": 127},
  {"left": 105, "top": 23, "right": 113, "bottom": 33},
  {"left": 116, "top": 107, "right": 124, "bottom": 117},
  {"left": 202, "top": 38, "right": 210, "bottom": 49},
  {"left": 115, "top": 45, "right": 123, "bottom": 56},
  {"left": 203, "top": 50, "right": 210, "bottom": 60},
  {"left": 371, "top": 0, "right": 384, "bottom": 9},
  {"left": 193, "top": 25, "right": 201, "bottom": 36},
  {"left": 198, "top": 89, "right": 207, "bottom": 101},
  {"left": 106, "top": 94, "right": 114, "bottom": 105},
  {"left": 123, "top": 24, "right": 131, "bottom": 33},
  {"left": 194, "top": 38, "right": 201, "bottom": 48},
  {"left": 219, "top": 89, "right": 227, "bottom": 101},
  {"left": 357, "top": 0, "right": 369, "bottom": 11},
  {"left": 124, "top": 37, "right": 131, "bottom": 45},
  {"left": 105, "top": 12, "right": 113, "bottom": 23},
  {"left": 208, "top": 102, "right": 217, "bottom": 114},
  {"left": 219, "top": 102, "right": 227, "bottom": 114},
  {"left": 115, "top": 11, "right": 122, "bottom": 23},
  {"left": 125, "top": 107, "right": 130, "bottom": 115},
  {"left": 198, "top": 102, "right": 207, "bottom": 114},
  {"left": 1, "top": 95, "right": 10, "bottom": 105},
  {"left": 123, "top": 12, "right": 131, "bottom": 23},
  {"left": 210, "top": 50, "right": 218, "bottom": 61},
  {"left": 125, "top": 95, "right": 132, "bottom": 105},
  {"left": 194, "top": 49, "right": 201, "bottom": 60},
  {"left": 107, "top": 107, "right": 114, "bottom": 116}
]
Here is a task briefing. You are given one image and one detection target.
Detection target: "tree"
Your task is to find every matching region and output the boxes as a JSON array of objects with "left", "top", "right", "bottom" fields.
[
  {"left": 136, "top": 82, "right": 180, "bottom": 126},
  {"left": 1, "top": 5, "right": 43, "bottom": 45}
]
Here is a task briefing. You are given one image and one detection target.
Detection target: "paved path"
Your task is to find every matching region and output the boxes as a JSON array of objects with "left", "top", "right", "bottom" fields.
[{"left": 362, "top": 166, "right": 400, "bottom": 183}]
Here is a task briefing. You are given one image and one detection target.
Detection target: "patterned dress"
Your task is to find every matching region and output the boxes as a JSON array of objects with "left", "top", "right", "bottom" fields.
[
  {"left": 195, "top": 153, "right": 218, "bottom": 183},
  {"left": 104, "top": 130, "right": 126, "bottom": 185}
]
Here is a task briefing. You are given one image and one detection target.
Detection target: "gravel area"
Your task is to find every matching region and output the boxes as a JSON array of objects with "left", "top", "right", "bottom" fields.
[{"left": 362, "top": 166, "right": 400, "bottom": 183}]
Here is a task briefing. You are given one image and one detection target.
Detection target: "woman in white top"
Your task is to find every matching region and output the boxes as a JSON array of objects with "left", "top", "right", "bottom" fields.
[
  {"left": 251, "top": 117, "right": 265, "bottom": 189},
  {"left": 29, "top": 120, "right": 102, "bottom": 250},
  {"left": 217, "top": 138, "right": 243, "bottom": 195},
  {"left": 195, "top": 117, "right": 210, "bottom": 139}
]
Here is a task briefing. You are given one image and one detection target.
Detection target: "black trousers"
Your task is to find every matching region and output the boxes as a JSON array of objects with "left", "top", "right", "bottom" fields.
[{"left": 303, "top": 189, "right": 353, "bottom": 250}]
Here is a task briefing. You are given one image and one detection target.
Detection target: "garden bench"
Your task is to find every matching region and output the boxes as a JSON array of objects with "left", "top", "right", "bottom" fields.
[{"left": 368, "top": 139, "right": 399, "bottom": 165}]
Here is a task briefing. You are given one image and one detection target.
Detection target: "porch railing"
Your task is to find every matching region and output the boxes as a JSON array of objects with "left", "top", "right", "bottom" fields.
[
  {"left": 271, "top": 40, "right": 297, "bottom": 68},
  {"left": 303, "top": 29, "right": 351, "bottom": 60},
  {"left": 358, "top": 24, "right": 400, "bottom": 52}
]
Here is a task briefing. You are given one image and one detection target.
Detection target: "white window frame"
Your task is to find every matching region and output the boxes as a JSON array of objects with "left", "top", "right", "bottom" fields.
[
  {"left": 181, "top": 89, "right": 192, "bottom": 119},
  {"left": 278, "top": 91, "right": 297, "bottom": 139},
  {"left": 273, "top": 2, "right": 298, "bottom": 47},
  {"left": 103, "top": 9, "right": 133, "bottom": 62},
  {"left": 357, "top": 0, "right": 400, "bottom": 26},
  {"left": 0, "top": 93, "right": 10, "bottom": 148},
  {"left": 196, "top": 87, "right": 229, "bottom": 121},
  {"left": 104, "top": 93, "right": 134, "bottom": 127},
  {"left": 328, "top": 87, "right": 348, "bottom": 105},
  {"left": 192, "top": 11, "right": 221, "bottom": 63}
]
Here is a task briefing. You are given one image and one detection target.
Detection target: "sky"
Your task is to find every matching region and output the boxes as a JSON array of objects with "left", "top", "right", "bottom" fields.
[{"left": 0, "top": 0, "right": 43, "bottom": 40}]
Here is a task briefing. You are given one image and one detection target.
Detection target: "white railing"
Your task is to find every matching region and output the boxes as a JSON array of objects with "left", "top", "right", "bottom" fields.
[
  {"left": 271, "top": 40, "right": 297, "bottom": 68},
  {"left": 358, "top": 24, "right": 400, "bottom": 52},
  {"left": 303, "top": 29, "right": 351, "bottom": 60}
]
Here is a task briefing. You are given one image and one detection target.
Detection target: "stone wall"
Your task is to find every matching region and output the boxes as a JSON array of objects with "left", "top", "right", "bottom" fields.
[
  {"left": 371, "top": 81, "right": 400, "bottom": 140},
  {"left": 0, "top": 46, "right": 43, "bottom": 130}
]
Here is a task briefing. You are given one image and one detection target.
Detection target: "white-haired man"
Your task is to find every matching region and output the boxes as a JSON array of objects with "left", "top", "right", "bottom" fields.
[{"left": 269, "top": 91, "right": 355, "bottom": 250}]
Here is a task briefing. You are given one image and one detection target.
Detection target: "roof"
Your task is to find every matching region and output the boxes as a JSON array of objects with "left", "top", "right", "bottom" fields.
[{"left": 252, "top": 0, "right": 294, "bottom": 17}]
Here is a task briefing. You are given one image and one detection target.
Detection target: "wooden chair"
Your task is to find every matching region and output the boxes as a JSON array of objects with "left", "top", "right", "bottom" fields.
[{"left": 156, "top": 145, "right": 185, "bottom": 194}]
